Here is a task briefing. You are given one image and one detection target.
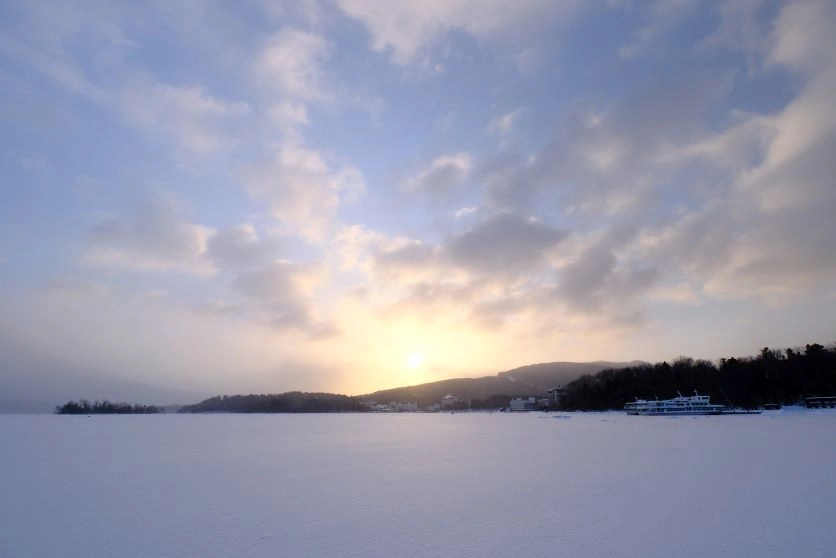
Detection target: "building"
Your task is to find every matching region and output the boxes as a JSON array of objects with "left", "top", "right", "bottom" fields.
[
  {"left": 548, "top": 386, "right": 568, "bottom": 409},
  {"left": 440, "top": 394, "right": 463, "bottom": 409},
  {"left": 390, "top": 401, "right": 418, "bottom": 412},
  {"left": 805, "top": 396, "right": 836, "bottom": 408},
  {"left": 509, "top": 397, "right": 536, "bottom": 411}
]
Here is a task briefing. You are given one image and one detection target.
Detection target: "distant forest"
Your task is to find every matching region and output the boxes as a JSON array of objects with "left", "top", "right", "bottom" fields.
[
  {"left": 178, "top": 392, "right": 366, "bottom": 413},
  {"left": 55, "top": 400, "right": 164, "bottom": 414},
  {"left": 561, "top": 343, "right": 836, "bottom": 411}
]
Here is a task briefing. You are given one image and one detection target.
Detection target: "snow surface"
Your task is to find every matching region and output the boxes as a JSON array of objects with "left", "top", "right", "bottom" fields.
[{"left": 2, "top": 410, "right": 835, "bottom": 558}]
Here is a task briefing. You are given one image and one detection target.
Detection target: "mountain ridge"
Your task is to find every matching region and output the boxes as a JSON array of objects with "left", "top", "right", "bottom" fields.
[{"left": 358, "top": 360, "right": 646, "bottom": 407}]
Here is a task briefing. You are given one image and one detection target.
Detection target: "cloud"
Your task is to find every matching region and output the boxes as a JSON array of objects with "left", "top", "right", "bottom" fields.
[
  {"left": 247, "top": 140, "right": 366, "bottom": 240},
  {"left": 1, "top": 3, "right": 251, "bottom": 165},
  {"left": 340, "top": 213, "right": 577, "bottom": 333},
  {"left": 768, "top": 0, "right": 835, "bottom": 74},
  {"left": 267, "top": 101, "right": 310, "bottom": 129},
  {"left": 694, "top": 1, "right": 836, "bottom": 301},
  {"left": 617, "top": 0, "right": 699, "bottom": 59},
  {"left": 557, "top": 231, "right": 660, "bottom": 312},
  {"left": 454, "top": 206, "right": 478, "bottom": 218},
  {"left": 233, "top": 261, "right": 330, "bottom": 332},
  {"left": 255, "top": 28, "right": 332, "bottom": 102},
  {"left": 335, "top": 214, "right": 568, "bottom": 333},
  {"left": 207, "top": 224, "right": 281, "bottom": 270},
  {"left": 695, "top": 0, "right": 772, "bottom": 71},
  {"left": 487, "top": 109, "right": 522, "bottom": 138},
  {"left": 444, "top": 212, "right": 566, "bottom": 276},
  {"left": 405, "top": 152, "right": 472, "bottom": 195},
  {"left": 363, "top": 212, "right": 566, "bottom": 284},
  {"left": 118, "top": 78, "right": 250, "bottom": 161},
  {"left": 481, "top": 70, "right": 735, "bottom": 215},
  {"left": 612, "top": 1, "right": 836, "bottom": 306},
  {"left": 374, "top": 241, "right": 436, "bottom": 274},
  {"left": 335, "top": 0, "right": 587, "bottom": 65},
  {"left": 86, "top": 193, "right": 215, "bottom": 275}
]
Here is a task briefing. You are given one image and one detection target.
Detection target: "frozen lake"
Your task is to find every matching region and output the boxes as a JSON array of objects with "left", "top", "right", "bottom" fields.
[{"left": 2, "top": 410, "right": 835, "bottom": 558}]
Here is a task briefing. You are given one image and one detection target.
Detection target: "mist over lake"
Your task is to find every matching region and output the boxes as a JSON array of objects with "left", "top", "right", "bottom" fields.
[{"left": 3, "top": 411, "right": 835, "bottom": 558}]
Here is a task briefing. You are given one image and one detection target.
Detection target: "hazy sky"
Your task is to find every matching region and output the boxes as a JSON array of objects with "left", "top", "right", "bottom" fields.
[{"left": 2, "top": 0, "right": 835, "bottom": 401}]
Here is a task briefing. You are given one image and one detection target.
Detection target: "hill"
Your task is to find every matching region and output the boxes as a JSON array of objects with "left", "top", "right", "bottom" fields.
[
  {"left": 179, "top": 392, "right": 365, "bottom": 413},
  {"left": 360, "top": 361, "right": 643, "bottom": 408},
  {"left": 176, "top": 360, "right": 646, "bottom": 413}
]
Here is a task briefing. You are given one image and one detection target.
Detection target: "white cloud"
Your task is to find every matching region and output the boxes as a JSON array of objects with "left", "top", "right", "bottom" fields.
[
  {"left": 768, "top": 0, "right": 835, "bottom": 74},
  {"left": 118, "top": 78, "right": 250, "bottom": 161},
  {"left": 405, "top": 152, "right": 472, "bottom": 194},
  {"left": 335, "top": 0, "right": 587, "bottom": 65},
  {"left": 247, "top": 140, "right": 366, "bottom": 240},
  {"left": 267, "top": 101, "right": 310, "bottom": 129},
  {"left": 255, "top": 28, "right": 332, "bottom": 102},
  {"left": 630, "top": 2, "right": 836, "bottom": 304},
  {"left": 487, "top": 109, "right": 522, "bottom": 139}
]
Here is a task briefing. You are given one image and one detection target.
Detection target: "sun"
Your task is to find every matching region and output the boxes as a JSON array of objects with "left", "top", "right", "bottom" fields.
[{"left": 406, "top": 352, "right": 425, "bottom": 369}]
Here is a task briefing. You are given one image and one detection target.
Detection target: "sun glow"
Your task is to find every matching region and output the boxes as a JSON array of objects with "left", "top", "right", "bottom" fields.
[{"left": 406, "top": 352, "right": 425, "bottom": 369}]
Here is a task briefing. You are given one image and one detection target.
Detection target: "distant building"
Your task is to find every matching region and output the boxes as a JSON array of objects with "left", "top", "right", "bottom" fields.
[
  {"left": 390, "top": 401, "right": 418, "bottom": 412},
  {"left": 805, "top": 396, "right": 836, "bottom": 408},
  {"left": 440, "top": 394, "right": 463, "bottom": 409},
  {"left": 548, "top": 386, "right": 568, "bottom": 408},
  {"left": 509, "top": 397, "right": 536, "bottom": 411}
]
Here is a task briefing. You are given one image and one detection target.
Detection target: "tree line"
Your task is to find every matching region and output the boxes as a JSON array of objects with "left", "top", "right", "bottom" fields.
[
  {"left": 178, "top": 391, "right": 367, "bottom": 413},
  {"left": 55, "top": 399, "right": 164, "bottom": 414},
  {"left": 560, "top": 343, "right": 836, "bottom": 411}
]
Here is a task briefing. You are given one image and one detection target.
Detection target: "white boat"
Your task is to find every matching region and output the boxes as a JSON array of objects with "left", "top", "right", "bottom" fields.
[{"left": 624, "top": 392, "right": 726, "bottom": 415}]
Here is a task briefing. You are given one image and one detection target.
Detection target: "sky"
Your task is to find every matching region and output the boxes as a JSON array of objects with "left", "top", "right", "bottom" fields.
[{"left": 1, "top": 0, "right": 835, "bottom": 403}]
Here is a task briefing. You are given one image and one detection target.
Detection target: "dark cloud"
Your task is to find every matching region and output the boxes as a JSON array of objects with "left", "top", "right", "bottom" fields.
[
  {"left": 444, "top": 212, "right": 566, "bottom": 275},
  {"left": 556, "top": 229, "right": 660, "bottom": 313}
]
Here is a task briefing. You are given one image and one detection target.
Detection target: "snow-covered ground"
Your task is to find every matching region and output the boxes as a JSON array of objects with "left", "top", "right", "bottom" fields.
[{"left": 2, "top": 410, "right": 835, "bottom": 558}]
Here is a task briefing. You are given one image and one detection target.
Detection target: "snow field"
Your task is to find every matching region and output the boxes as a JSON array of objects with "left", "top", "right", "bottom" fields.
[{"left": 1, "top": 410, "right": 835, "bottom": 558}]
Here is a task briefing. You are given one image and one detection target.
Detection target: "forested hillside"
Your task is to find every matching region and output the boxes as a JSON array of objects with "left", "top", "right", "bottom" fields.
[
  {"left": 178, "top": 392, "right": 366, "bottom": 413},
  {"left": 561, "top": 344, "right": 836, "bottom": 410},
  {"left": 55, "top": 400, "right": 164, "bottom": 414}
]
